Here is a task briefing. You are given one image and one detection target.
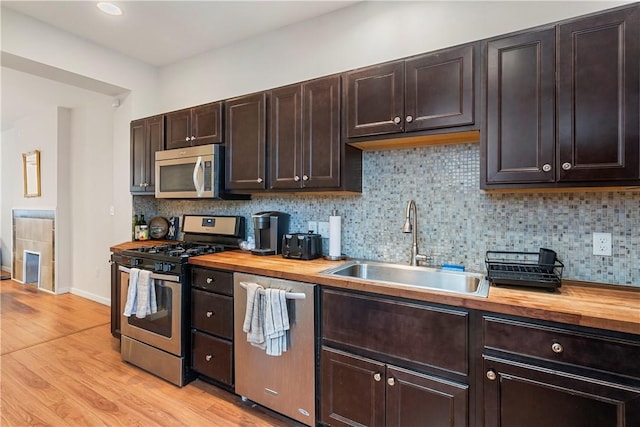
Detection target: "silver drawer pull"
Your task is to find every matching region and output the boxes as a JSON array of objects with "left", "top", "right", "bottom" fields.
[
  {"left": 206, "top": 311, "right": 213, "bottom": 318},
  {"left": 551, "top": 342, "right": 564, "bottom": 353},
  {"left": 205, "top": 354, "right": 213, "bottom": 361},
  {"left": 387, "top": 377, "right": 395, "bottom": 386},
  {"left": 373, "top": 373, "right": 381, "bottom": 382},
  {"left": 265, "top": 388, "right": 279, "bottom": 396},
  {"left": 206, "top": 277, "right": 214, "bottom": 284},
  {"left": 486, "top": 370, "right": 497, "bottom": 381}
]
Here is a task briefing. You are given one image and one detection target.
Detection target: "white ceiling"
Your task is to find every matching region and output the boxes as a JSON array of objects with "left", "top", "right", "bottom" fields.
[
  {"left": 2, "top": 0, "right": 360, "bottom": 67},
  {"left": 0, "top": 0, "right": 359, "bottom": 131}
]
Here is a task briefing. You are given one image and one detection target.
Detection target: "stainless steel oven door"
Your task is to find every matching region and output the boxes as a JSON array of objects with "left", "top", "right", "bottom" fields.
[{"left": 119, "top": 266, "right": 182, "bottom": 356}]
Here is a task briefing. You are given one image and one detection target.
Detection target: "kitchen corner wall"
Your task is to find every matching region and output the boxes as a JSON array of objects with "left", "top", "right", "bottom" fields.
[{"left": 134, "top": 143, "right": 640, "bottom": 287}]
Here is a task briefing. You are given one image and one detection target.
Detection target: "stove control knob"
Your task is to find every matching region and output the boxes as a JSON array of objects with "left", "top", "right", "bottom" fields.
[
  {"left": 132, "top": 258, "right": 142, "bottom": 267},
  {"left": 154, "top": 262, "right": 163, "bottom": 271},
  {"left": 163, "top": 263, "right": 174, "bottom": 272}
]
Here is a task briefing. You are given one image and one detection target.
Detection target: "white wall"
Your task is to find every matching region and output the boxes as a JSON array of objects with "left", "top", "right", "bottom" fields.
[
  {"left": 158, "top": 1, "right": 630, "bottom": 110},
  {"left": 1, "top": 7, "right": 158, "bottom": 303},
  {"left": 0, "top": 107, "right": 59, "bottom": 276}
]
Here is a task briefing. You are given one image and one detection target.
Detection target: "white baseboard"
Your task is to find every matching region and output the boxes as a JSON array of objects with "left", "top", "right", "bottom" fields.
[{"left": 70, "top": 288, "right": 110, "bottom": 306}]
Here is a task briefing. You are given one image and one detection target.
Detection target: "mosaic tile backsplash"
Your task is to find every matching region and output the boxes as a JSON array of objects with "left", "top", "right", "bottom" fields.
[{"left": 134, "top": 143, "right": 640, "bottom": 286}]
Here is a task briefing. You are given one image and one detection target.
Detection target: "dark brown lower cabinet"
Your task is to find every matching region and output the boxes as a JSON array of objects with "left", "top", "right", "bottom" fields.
[
  {"left": 321, "top": 347, "right": 468, "bottom": 427},
  {"left": 483, "top": 356, "right": 640, "bottom": 427}
]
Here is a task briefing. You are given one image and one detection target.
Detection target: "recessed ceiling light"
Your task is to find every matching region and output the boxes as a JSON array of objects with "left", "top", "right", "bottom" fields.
[{"left": 97, "top": 2, "right": 122, "bottom": 16}]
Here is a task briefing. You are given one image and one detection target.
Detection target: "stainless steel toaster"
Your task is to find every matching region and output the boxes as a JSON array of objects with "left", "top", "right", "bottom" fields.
[{"left": 282, "top": 233, "right": 322, "bottom": 260}]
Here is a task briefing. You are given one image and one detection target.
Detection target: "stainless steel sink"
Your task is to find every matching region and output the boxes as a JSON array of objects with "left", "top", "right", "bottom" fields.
[{"left": 320, "top": 260, "right": 489, "bottom": 298}]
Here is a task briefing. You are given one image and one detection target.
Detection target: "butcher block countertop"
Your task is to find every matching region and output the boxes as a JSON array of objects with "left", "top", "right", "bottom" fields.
[{"left": 111, "top": 243, "right": 640, "bottom": 335}]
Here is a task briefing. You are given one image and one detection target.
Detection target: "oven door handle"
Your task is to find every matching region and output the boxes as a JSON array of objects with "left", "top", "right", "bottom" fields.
[{"left": 118, "top": 265, "right": 180, "bottom": 283}]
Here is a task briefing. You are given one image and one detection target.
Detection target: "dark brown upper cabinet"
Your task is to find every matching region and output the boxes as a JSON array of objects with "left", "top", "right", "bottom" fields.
[
  {"left": 225, "top": 93, "right": 267, "bottom": 191},
  {"left": 130, "top": 115, "right": 164, "bottom": 194},
  {"left": 557, "top": 6, "right": 639, "bottom": 183},
  {"left": 482, "top": 4, "right": 639, "bottom": 189},
  {"left": 270, "top": 75, "right": 355, "bottom": 191},
  {"left": 165, "top": 102, "right": 223, "bottom": 150},
  {"left": 345, "top": 43, "right": 477, "bottom": 139},
  {"left": 483, "top": 28, "right": 556, "bottom": 185}
]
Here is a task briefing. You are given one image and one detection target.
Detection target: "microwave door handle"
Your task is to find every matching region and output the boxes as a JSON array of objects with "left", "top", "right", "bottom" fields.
[{"left": 192, "top": 156, "right": 204, "bottom": 197}]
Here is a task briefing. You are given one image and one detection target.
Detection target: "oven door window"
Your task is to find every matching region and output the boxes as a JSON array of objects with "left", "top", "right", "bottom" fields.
[{"left": 127, "top": 280, "right": 173, "bottom": 338}]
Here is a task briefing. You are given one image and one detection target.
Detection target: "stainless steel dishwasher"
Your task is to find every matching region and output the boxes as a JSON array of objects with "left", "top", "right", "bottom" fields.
[{"left": 234, "top": 273, "right": 316, "bottom": 426}]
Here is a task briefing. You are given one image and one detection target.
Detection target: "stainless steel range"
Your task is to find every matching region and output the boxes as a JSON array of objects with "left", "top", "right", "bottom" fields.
[{"left": 112, "top": 215, "right": 245, "bottom": 386}]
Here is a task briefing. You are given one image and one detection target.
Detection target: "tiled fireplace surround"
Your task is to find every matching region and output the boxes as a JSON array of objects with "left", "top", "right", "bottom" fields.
[
  {"left": 134, "top": 144, "right": 639, "bottom": 286},
  {"left": 12, "top": 210, "right": 55, "bottom": 292}
]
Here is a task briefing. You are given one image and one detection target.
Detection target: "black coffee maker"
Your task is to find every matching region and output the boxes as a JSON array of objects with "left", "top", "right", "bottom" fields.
[{"left": 251, "top": 212, "right": 290, "bottom": 256}]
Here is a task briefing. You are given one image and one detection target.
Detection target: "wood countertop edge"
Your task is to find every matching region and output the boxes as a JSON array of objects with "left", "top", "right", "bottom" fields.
[{"left": 111, "top": 242, "right": 639, "bottom": 336}]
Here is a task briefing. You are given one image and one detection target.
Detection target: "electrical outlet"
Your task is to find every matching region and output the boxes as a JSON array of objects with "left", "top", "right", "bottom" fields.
[
  {"left": 308, "top": 221, "right": 318, "bottom": 234},
  {"left": 592, "top": 232, "right": 612, "bottom": 256},
  {"left": 318, "top": 221, "right": 330, "bottom": 237}
]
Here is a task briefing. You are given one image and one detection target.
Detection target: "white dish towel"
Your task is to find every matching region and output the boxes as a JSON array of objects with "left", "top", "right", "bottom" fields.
[
  {"left": 123, "top": 268, "right": 157, "bottom": 318},
  {"left": 242, "top": 282, "right": 266, "bottom": 349},
  {"left": 263, "top": 288, "right": 290, "bottom": 356}
]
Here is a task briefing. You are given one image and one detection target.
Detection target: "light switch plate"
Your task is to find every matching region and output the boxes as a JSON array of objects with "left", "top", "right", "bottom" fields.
[{"left": 592, "top": 232, "right": 612, "bottom": 256}]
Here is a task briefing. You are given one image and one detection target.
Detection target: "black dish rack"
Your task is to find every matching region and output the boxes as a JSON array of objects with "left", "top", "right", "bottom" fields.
[{"left": 485, "top": 250, "right": 564, "bottom": 291}]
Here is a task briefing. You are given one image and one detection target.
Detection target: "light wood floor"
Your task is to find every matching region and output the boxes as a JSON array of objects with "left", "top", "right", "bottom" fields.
[{"left": 1, "top": 279, "right": 301, "bottom": 426}]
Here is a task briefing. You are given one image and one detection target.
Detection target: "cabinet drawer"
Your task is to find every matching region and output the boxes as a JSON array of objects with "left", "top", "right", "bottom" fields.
[
  {"left": 323, "top": 289, "right": 468, "bottom": 375},
  {"left": 192, "top": 331, "right": 233, "bottom": 386},
  {"left": 484, "top": 316, "right": 640, "bottom": 379},
  {"left": 192, "top": 289, "right": 233, "bottom": 339},
  {"left": 191, "top": 267, "right": 233, "bottom": 295}
]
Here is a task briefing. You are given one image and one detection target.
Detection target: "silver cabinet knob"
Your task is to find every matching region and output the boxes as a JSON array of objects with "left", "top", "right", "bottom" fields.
[
  {"left": 562, "top": 162, "right": 572, "bottom": 170},
  {"left": 373, "top": 373, "right": 381, "bottom": 382},
  {"left": 185, "top": 137, "right": 190, "bottom": 142},
  {"left": 191, "top": 136, "right": 196, "bottom": 141},
  {"left": 387, "top": 377, "right": 395, "bottom": 386},
  {"left": 205, "top": 354, "right": 212, "bottom": 362},
  {"left": 206, "top": 277, "right": 214, "bottom": 284},
  {"left": 206, "top": 311, "right": 213, "bottom": 318},
  {"left": 406, "top": 115, "right": 413, "bottom": 123},
  {"left": 294, "top": 176, "right": 300, "bottom": 182},
  {"left": 393, "top": 116, "right": 401, "bottom": 124},
  {"left": 542, "top": 164, "right": 552, "bottom": 172},
  {"left": 302, "top": 175, "right": 309, "bottom": 181},
  {"left": 551, "top": 342, "right": 563, "bottom": 353},
  {"left": 486, "top": 370, "right": 497, "bottom": 381},
  {"left": 257, "top": 178, "right": 263, "bottom": 183}
]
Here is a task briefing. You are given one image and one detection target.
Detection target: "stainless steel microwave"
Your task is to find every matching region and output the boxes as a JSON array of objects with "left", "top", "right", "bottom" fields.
[{"left": 155, "top": 145, "right": 222, "bottom": 198}]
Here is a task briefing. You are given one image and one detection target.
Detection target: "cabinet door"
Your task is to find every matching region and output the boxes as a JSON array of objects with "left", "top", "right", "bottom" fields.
[
  {"left": 192, "top": 102, "right": 223, "bottom": 145},
  {"left": 269, "top": 84, "right": 302, "bottom": 189},
  {"left": 225, "top": 93, "right": 267, "bottom": 190},
  {"left": 130, "top": 119, "right": 147, "bottom": 192},
  {"left": 321, "top": 347, "right": 385, "bottom": 427},
  {"left": 484, "top": 28, "right": 556, "bottom": 185},
  {"left": 345, "top": 61, "right": 404, "bottom": 137},
  {"left": 130, "top": 116, "right": 163, "bottom": 194},
  {"left": 303, "top": 75, "right": 341, "bottom": 189},
  {"left": 484, "top": 357, "right": 640, "bottom": 427},
  {"left": 165, "top": 109, "right": 192, "bottom": 150},
  {"left": 386, "top": 365, "right": 468, "bottom": 427},
  {"left": 145, "top": 115, "right": 164, "bottom": 192},
  {"left": 557, "top": 6, "right": 640, "bottom": 182},
  {"left": 405, "top": 44, "right": 475, "bottom": 132}
]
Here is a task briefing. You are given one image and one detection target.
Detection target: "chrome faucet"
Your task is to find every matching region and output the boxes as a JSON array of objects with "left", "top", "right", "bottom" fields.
[{"left": 402, "top": 200, "right": 429, "bottom": 266}]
